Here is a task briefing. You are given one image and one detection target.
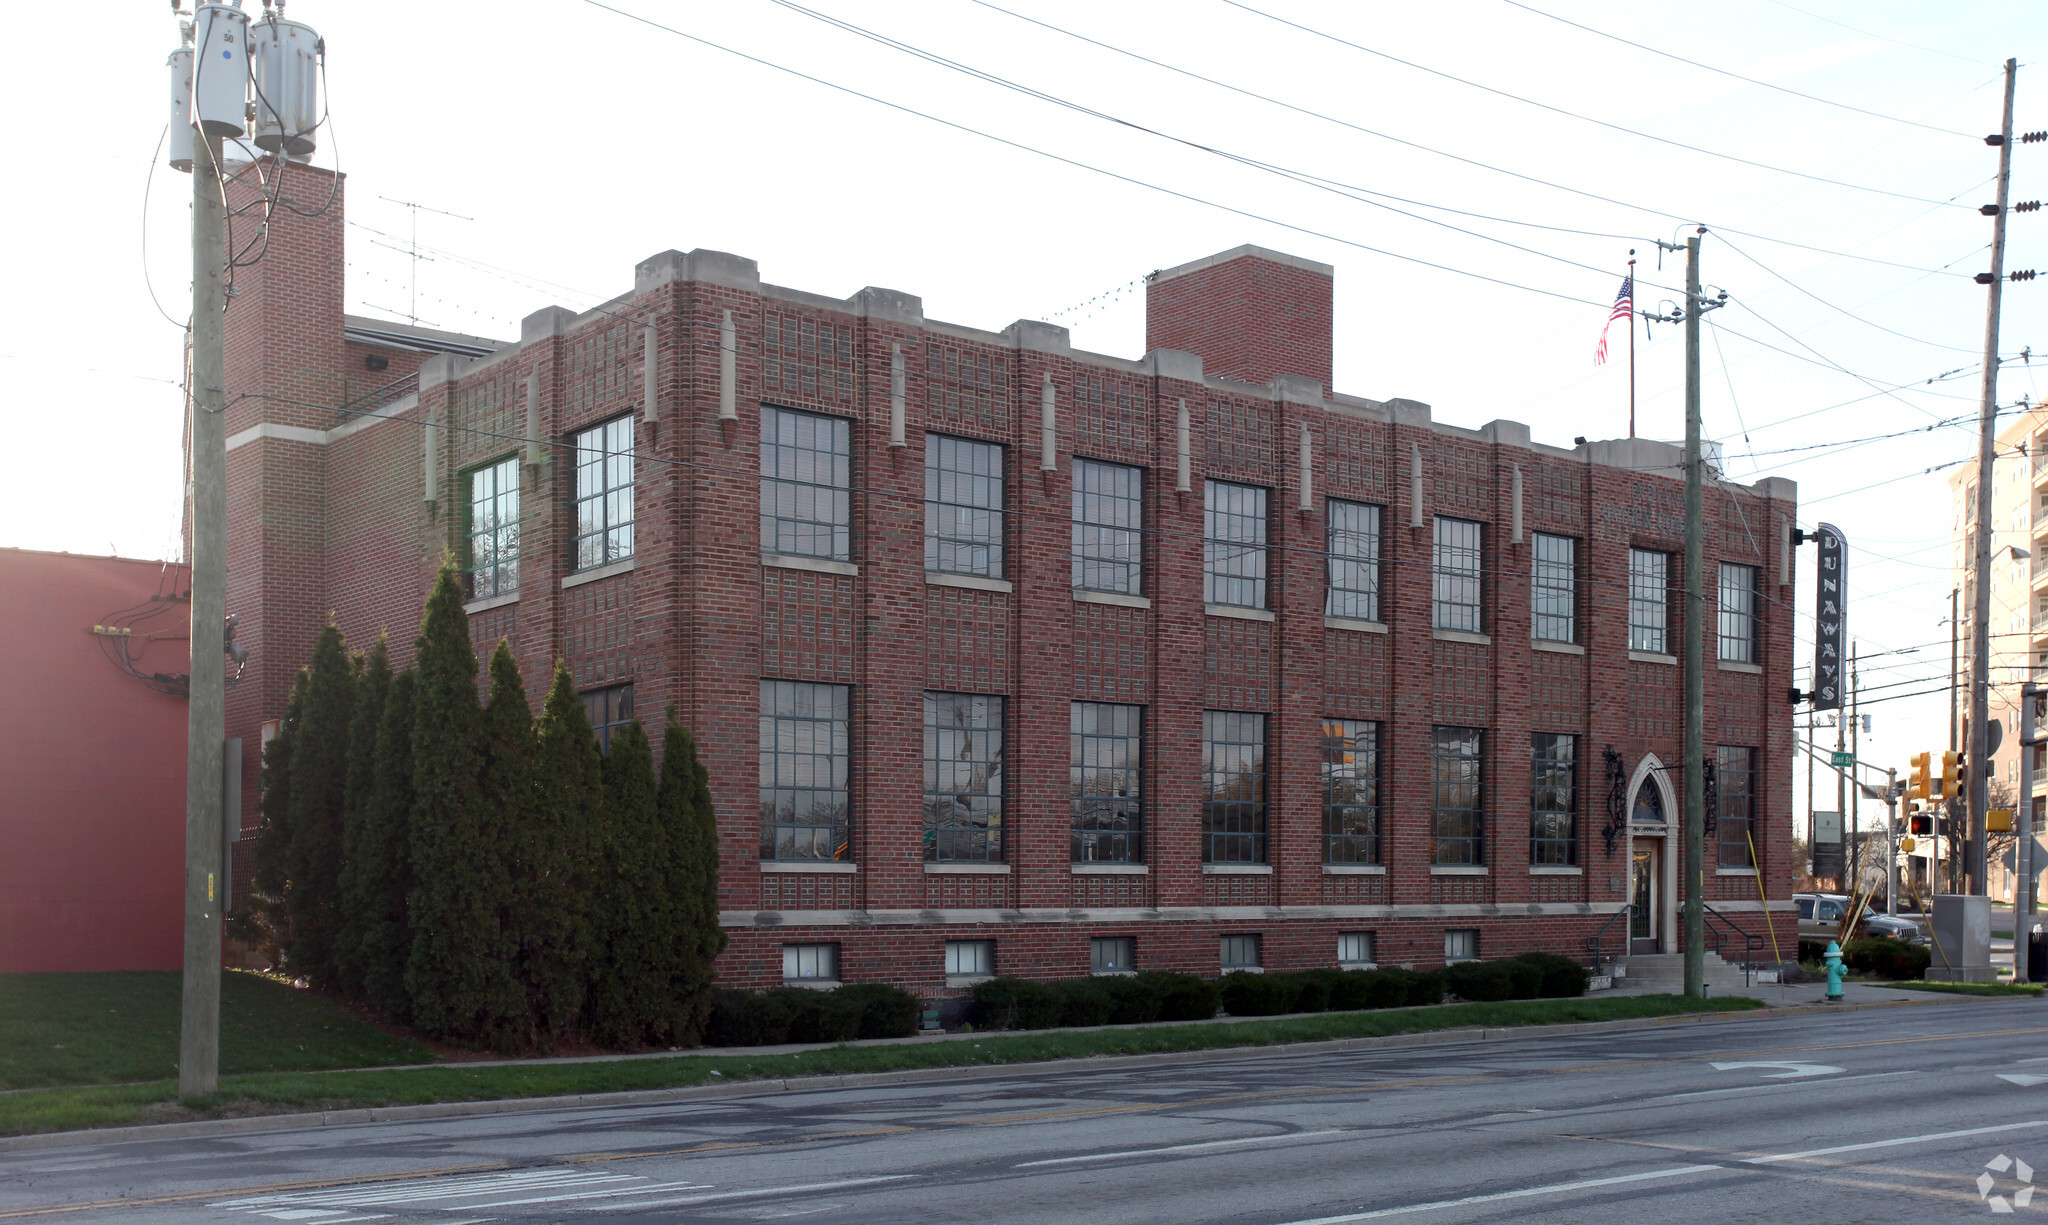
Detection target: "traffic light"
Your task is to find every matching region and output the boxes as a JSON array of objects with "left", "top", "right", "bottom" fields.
[
  {"left": 1940, "top": 750, "right": 1962, "bottom": 799},
  {"left": 1909, "top": 752, "right": 1932, "bottom": 801},
  {"left": 1909, "top": 810, "right": 1934, "bottom": 837}
]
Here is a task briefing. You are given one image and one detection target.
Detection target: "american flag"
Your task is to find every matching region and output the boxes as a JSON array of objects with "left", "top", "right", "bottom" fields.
[{"left": 1594, "top": 274, "right": 1633, "bottom": 365}]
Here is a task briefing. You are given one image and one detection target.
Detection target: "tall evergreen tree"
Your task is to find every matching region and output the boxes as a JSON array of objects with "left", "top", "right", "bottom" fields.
[
  {"left": 359, "top": 667, "right": 418, "bottom": 1021},
  {"left": 281, "top": 620, "right": 357, "bottom": 984},
  {"left": 240, "top": 668, "right": 309, "bottom": 966},
  {"left": 406, "top": 559, "right": 521, "bottom": 1045},
  {"left": 334, "top": 636, "right": 392, "bottom": 996},
  {"left": 590, "top": 718, "right": 667, "bottom": 1048},
  {"left": 477, "top": 641, "right": 539, "bottom": 1049},
  {"left": 520, "top": 661, "right": 602, "bottom": 1049},
  {"left": 657, "top": 711, "right": 726, "bottom": 1045}
]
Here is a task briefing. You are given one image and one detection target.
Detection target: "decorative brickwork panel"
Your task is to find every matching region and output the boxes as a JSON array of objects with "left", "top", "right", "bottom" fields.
[
  {"left": 1203, "top": 873, "right": 1274, "bottom": 906},
  {"left": 1073, "top": 373, "right": 1150, "bottom": 463},
  {"left": 1073, "top": 601, "right": 1149, "bottom": 702},
  {"left": 1205, "top": 618, "right": 1272, "bottom": 710},
  {"left": 1325, "top": 418, "right": 1387, "bottom": 497},
  {"left": 1629, "top": 663, "right": 1678, "bottom": 742},
  {"left": 1599, "top": 479, "right": 1684, "bottom": 541},
  {"left": 1529, "top": 463, "right": 1584, "bottom": 530},
  {"left": 923, "top": 873, "right": 1015, "bottom": 909},
  {"left": 763, "top": 569, "right": 855, "bottom": 682},
  {"left": 761, "top": 872, "right": 855, "bottom": 911},
  {"left": 1720, "top": 497, "right": 1767, "bottom": 554},
  {"left": 925, "top": 586, "right": 1010, "bottom": 693},
  {"left": 1431, "top": 640, "right": 1491, "bottom": 725},
  {"left": 1070, "top": 873, "right": 1151, "bottom": 909},
  {"left": 1319, "top": 873, "right": 1390, "bottom": 905},
  {"left": 1323, "top": 629, "right": 1390, "bottom": 718},
  {"left": 925, "top": 342, "right": 1010, "bottom": 436},
  {"left": 452, "top": 373, "right": 517, "bottom": 466},
  {"left": 566, "top": 324, "right": 632, "bottom": 417},
  {"left": 564, "top": 575, "right": 633, "bottom": 687},
  {"left": 1430, "top": 873, "right": 1489, "bottom": 904},
  {"left": 1531, "top": 874, "right": 1583, "bottom": 904},
  {"left": 1530, "top": 651, "right": 1584, "bottom": 729},
  {"left": 763, "top": 311, "right": 856, "bottom": 406},
  {"left": 469, "top": 604, "right": 518, "bottom": 653},
  {"left": 1433, "top": 449, "right": 1490, "bottom": 516},
  {"left": 1716, "top": 672, "right": 1762, "bottom": 742},
  {"left": 1205, "top": 396, "right": 1276, "bottom": 480}
]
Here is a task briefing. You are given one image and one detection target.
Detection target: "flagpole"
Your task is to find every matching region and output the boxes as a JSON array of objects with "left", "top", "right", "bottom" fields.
[{"left": 1628, "top": 252, "right": 1637, "bottom": 439}]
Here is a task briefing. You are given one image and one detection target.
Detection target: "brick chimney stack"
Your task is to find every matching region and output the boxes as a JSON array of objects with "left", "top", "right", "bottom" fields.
[{"left": 1145, "top": 245, "right": 1334, "bottom": 390}]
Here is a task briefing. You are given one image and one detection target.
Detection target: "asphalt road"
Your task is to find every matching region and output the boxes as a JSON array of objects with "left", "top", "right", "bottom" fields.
[{"left": 7, "top": 996, "right": 2048, "bottom": 1224}]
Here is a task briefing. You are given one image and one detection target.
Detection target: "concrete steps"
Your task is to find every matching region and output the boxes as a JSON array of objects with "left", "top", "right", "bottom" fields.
[{"left": 1615, "top": 952, "right": 1762, "bottom": 992}]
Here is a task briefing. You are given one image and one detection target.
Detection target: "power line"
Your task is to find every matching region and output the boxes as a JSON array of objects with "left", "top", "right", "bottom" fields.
[
  {"left": 1759, "top": 0, "right": 1996, "bottom": 69},
  {"left": 1496, "top": 0, "right": 1975, "bottom": 138},
  {"left": 1218, "top": 0, "right": 1974, "bottom": 207},
  {"left": 1716, "top": 233, "right": 1982, "bottom": 355}
]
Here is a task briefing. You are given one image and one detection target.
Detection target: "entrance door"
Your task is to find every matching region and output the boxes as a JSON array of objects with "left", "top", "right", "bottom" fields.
[{"left": 1630, "top": 844, "right": 1660, "bottom": 954}]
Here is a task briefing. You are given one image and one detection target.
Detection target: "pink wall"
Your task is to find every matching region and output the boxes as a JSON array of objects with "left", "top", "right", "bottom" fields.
[{"left": 0, "top": 549, "right": 191, "bottom": 972}]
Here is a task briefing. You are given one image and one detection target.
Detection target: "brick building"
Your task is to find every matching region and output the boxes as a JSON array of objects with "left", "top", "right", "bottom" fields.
[{"left": 218, "top": 159, "right": 1798, "bottom": 992}]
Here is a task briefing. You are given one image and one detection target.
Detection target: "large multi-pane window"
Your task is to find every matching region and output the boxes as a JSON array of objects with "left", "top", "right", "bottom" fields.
[
  {"left": 1719, "top": 562, "right": 1758, "bottom": 664},
  {"left": 1531, "top": 533, "right": 1576, "bottom": 643},
  {"left": 761, "top": 406, "right": 852, "bottom": 561},
  {"left": 1326, "top": 499, "right": 1383, "bottom": 622},
  {"left": 1322, "top": 720, "right": 1380, "bottom": 865},
  {"left": 1630, "top": 549, "right": 1670, "bottom": 653},
  {"left": 1530, "top": 732, "right": 1577, "bottom": 867},
  {"left": 1072, "top": 459, "right": 1143, "bottom": 594},
  {"left": 1203, "top": 711, "right": 1268, "bottom": 864},
  {"left": 1716, "top": 745, "right": 1756, "bottom": 868},
  {"left": 1433, "top": 517, "right": 1483, "bottom": 632},
  {"left": 1431, "top": 725, "right": 1484, "bottom": 866},
  {"left": 759, "top": 680, "right": 850, "bottom": 862},
  {"left": 782, "top": 943, "right": 839, "bottom": 983},
  {"left": 582, "top": 683, "right": 634, "bottom": 755},
  {"left": 923, "top": 692, "right": 1004, "bottom": 863},
  {"left": 1071, "top": 702, "right": 1143, "bottom": 863},
  {"left": 572, "top": 417, "right": 634, "bottom": 570},
  {"left": 925, "top": 435, "right": 1004, "bottom": 578},
  {"left": 1205, "top": 481, "right": 1269, "bottom": 608},
  {"left": 466, "top": 456, "right": 519, "bottom": 599}
]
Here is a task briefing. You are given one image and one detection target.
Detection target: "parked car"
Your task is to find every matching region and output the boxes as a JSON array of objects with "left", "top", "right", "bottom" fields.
[{"left": 1793, "top": 893, "right": 1924, "bottom": 941}]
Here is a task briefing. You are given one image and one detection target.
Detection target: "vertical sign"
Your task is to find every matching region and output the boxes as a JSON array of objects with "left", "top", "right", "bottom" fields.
[{"left": 1812, "top": 523, "right": 1847, "bottom": 711}]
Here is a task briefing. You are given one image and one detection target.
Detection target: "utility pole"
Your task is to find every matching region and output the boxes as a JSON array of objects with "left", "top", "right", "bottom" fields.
[
  {"left": 1683, "top": 232, "right": 1707, "bottom": 1000},
  {"left": 2019, "top": 682, "right": 2040, "bottom": 981},
  {"left": 1886, "top": 767, "right": 1898, "bottom": 916},
  {"left": 180, "top": 121, "right": 227, "bottom": 1100},
  {"left": 1848, "top": 643, "right": 1861, "bottom": 896},
  {"left": 1967, "top": 58, "right": 2019, "bottom": 897}
]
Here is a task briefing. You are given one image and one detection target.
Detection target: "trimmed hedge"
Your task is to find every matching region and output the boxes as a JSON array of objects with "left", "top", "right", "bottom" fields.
[
  {"left": 1513, "top": 951, "right": 1592, "bottom": 998},
  {"left": 974, "top": 973, "right": 1221, "bottom": 1030},
  {"left": 1842, "top": 937, "right": 1931, "bottom": 981},
  {"left": 704, "top": 983, "right": 921, "bottom": 1047}
]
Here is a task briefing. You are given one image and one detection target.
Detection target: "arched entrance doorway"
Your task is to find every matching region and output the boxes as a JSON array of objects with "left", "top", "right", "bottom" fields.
[{"left": 1625, "top": 755, "right": 1679, "bottom": 956}]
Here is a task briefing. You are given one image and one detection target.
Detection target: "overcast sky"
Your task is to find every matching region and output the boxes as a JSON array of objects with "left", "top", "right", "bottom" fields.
[{"left": 6, "top": 0, "right": 2044, "bottom": 831}]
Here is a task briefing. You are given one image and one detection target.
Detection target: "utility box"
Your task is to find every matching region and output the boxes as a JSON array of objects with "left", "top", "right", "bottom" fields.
[{"left": 1924, "top": 894, "right": 1996, "bottom": 983}]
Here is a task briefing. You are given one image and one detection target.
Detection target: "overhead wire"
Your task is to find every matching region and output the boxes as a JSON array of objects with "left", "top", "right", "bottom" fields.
[
  {"left": 1758, "top": 0, "right": 1996, "bottom": 69},
  {"left": 1715, "top": 232, "right": 1982, "bottom": 355}
]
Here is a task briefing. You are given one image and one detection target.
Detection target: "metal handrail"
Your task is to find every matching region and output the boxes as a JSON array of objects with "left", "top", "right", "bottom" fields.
[
  {"left": 1702, "top": 903, "right": 1766, "bottom": 987},
  {"left": 1587, "top": 903, "right": 1634, "bottom": 970}
]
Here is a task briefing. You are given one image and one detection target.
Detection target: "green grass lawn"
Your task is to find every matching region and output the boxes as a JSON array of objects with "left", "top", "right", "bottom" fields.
[
  {"left": 1884, "top": 980, "right": 2045, "bottom": 997},
  {"left": 0, "top": 971, "right": 433, "bottom": 1091},
  {"left": 0, "top": 993, "right": 1758, "bottom": 1138}
]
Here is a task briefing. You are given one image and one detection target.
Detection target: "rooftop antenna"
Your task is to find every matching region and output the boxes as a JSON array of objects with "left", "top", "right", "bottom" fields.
[{"left": 372, "top": 195, "right": 472, "bottom": 327}]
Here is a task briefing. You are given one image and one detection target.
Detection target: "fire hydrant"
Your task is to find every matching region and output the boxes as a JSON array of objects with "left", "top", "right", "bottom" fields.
[{"left": 1824, "top": 939, "right": 1845, "bottom": 1003}]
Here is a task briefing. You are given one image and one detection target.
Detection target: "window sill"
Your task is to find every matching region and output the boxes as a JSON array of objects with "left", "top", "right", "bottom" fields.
[
  {"left": 761, "top": 861, "right": 858, "bottom": 874},
  {"left": 946, "top": 974, "right": 994, "bottom": 988},
  {"left": 1075, "top": 589, "right": 1150, "bottom": 609},
  {"left": 1715, "top": 866, "right": 1758, "bottom": 875},
  {"left": 924, "top": 863, "right": 1010, "bottom": 874},
  {"left": 1529, "top": 865, "right": 1584, "bottom": 875},
  {"left": 562, "top": 558, "right": 635, "bottom": 589},
  {"left": 1324, "top": 615, "right": 1388, "bottom": 634},
  {"left": 1429, "top": 865, "right": 1488, "bottom": 875},
  {"left": 1090, "top": 969, "right": 1138, "bottom": 977},
  {"left": 781, "top": 979, "right": 841, "bottom": 990},
  {"left": 763, "top": 553, "right": 858, "bottom": 577},
  {"left": 1532, "top": 639, "right": 1584, "bottom": 655},
  {"left": 1322, "top": 863, "right": 1386, "bottom": 875},
  {"left": 1629, "top": 650, "right": 1678, "bottom": 665},
  {"left": 926, "top": 571, "right": 1012, "bottom": 593},
  {"left": 1433, "top": 629, "right": 1491, "bottom": 645},
  {"left": 1072, "top": 863, "right": 1149, "bottom": 875},
  {"left": 1222, "top": 965, "right": 1265, "bottom": 975},
  {"left": 1717, "top": 660, "right": 1763, "bottom": 674},
  {"left": 1202, "top": 863, "right": 1273, "bottom": 874},
  {"left": 463, "top": 591, "right": 520, "bottom": 614},
  {"left": 1206, "top": 603, "right": 1275, "bottom": 622}
]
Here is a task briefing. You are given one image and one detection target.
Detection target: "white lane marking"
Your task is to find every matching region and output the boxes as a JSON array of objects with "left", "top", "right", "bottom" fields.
[
  {"left": 1270, "top": 1165, "right": 1726, "bottom": 1223},
  {"left": 215, "top": 1171, "right": 634, "bottom": 1211},
  {"left": 1015, "top": 1129, "right": 1345, "bottom": 1168},
  {"left": 2000, "top": 1074, "right": 2048, "bottom": 1086},
  {"left": 1742, "top": 1119, "right": 2048, "bottom": 1164},
  {"left": 587, "top": 1175, "right": 922, "bottom": 1212},
  {"left": 447, "top": 1180, "right": 712, "bottom": 1208},
  {"left": 1651, "top": 1070, "right": 1914, "bottom": 1101},
  {"left": 1707, "top": 1060, "right": 1845, "bottom": 1079}
]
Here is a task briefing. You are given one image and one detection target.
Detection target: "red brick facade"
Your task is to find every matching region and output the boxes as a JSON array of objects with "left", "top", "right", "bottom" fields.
[{"left": 220, "top": 160, "right": 1798, "bottom": 993}]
